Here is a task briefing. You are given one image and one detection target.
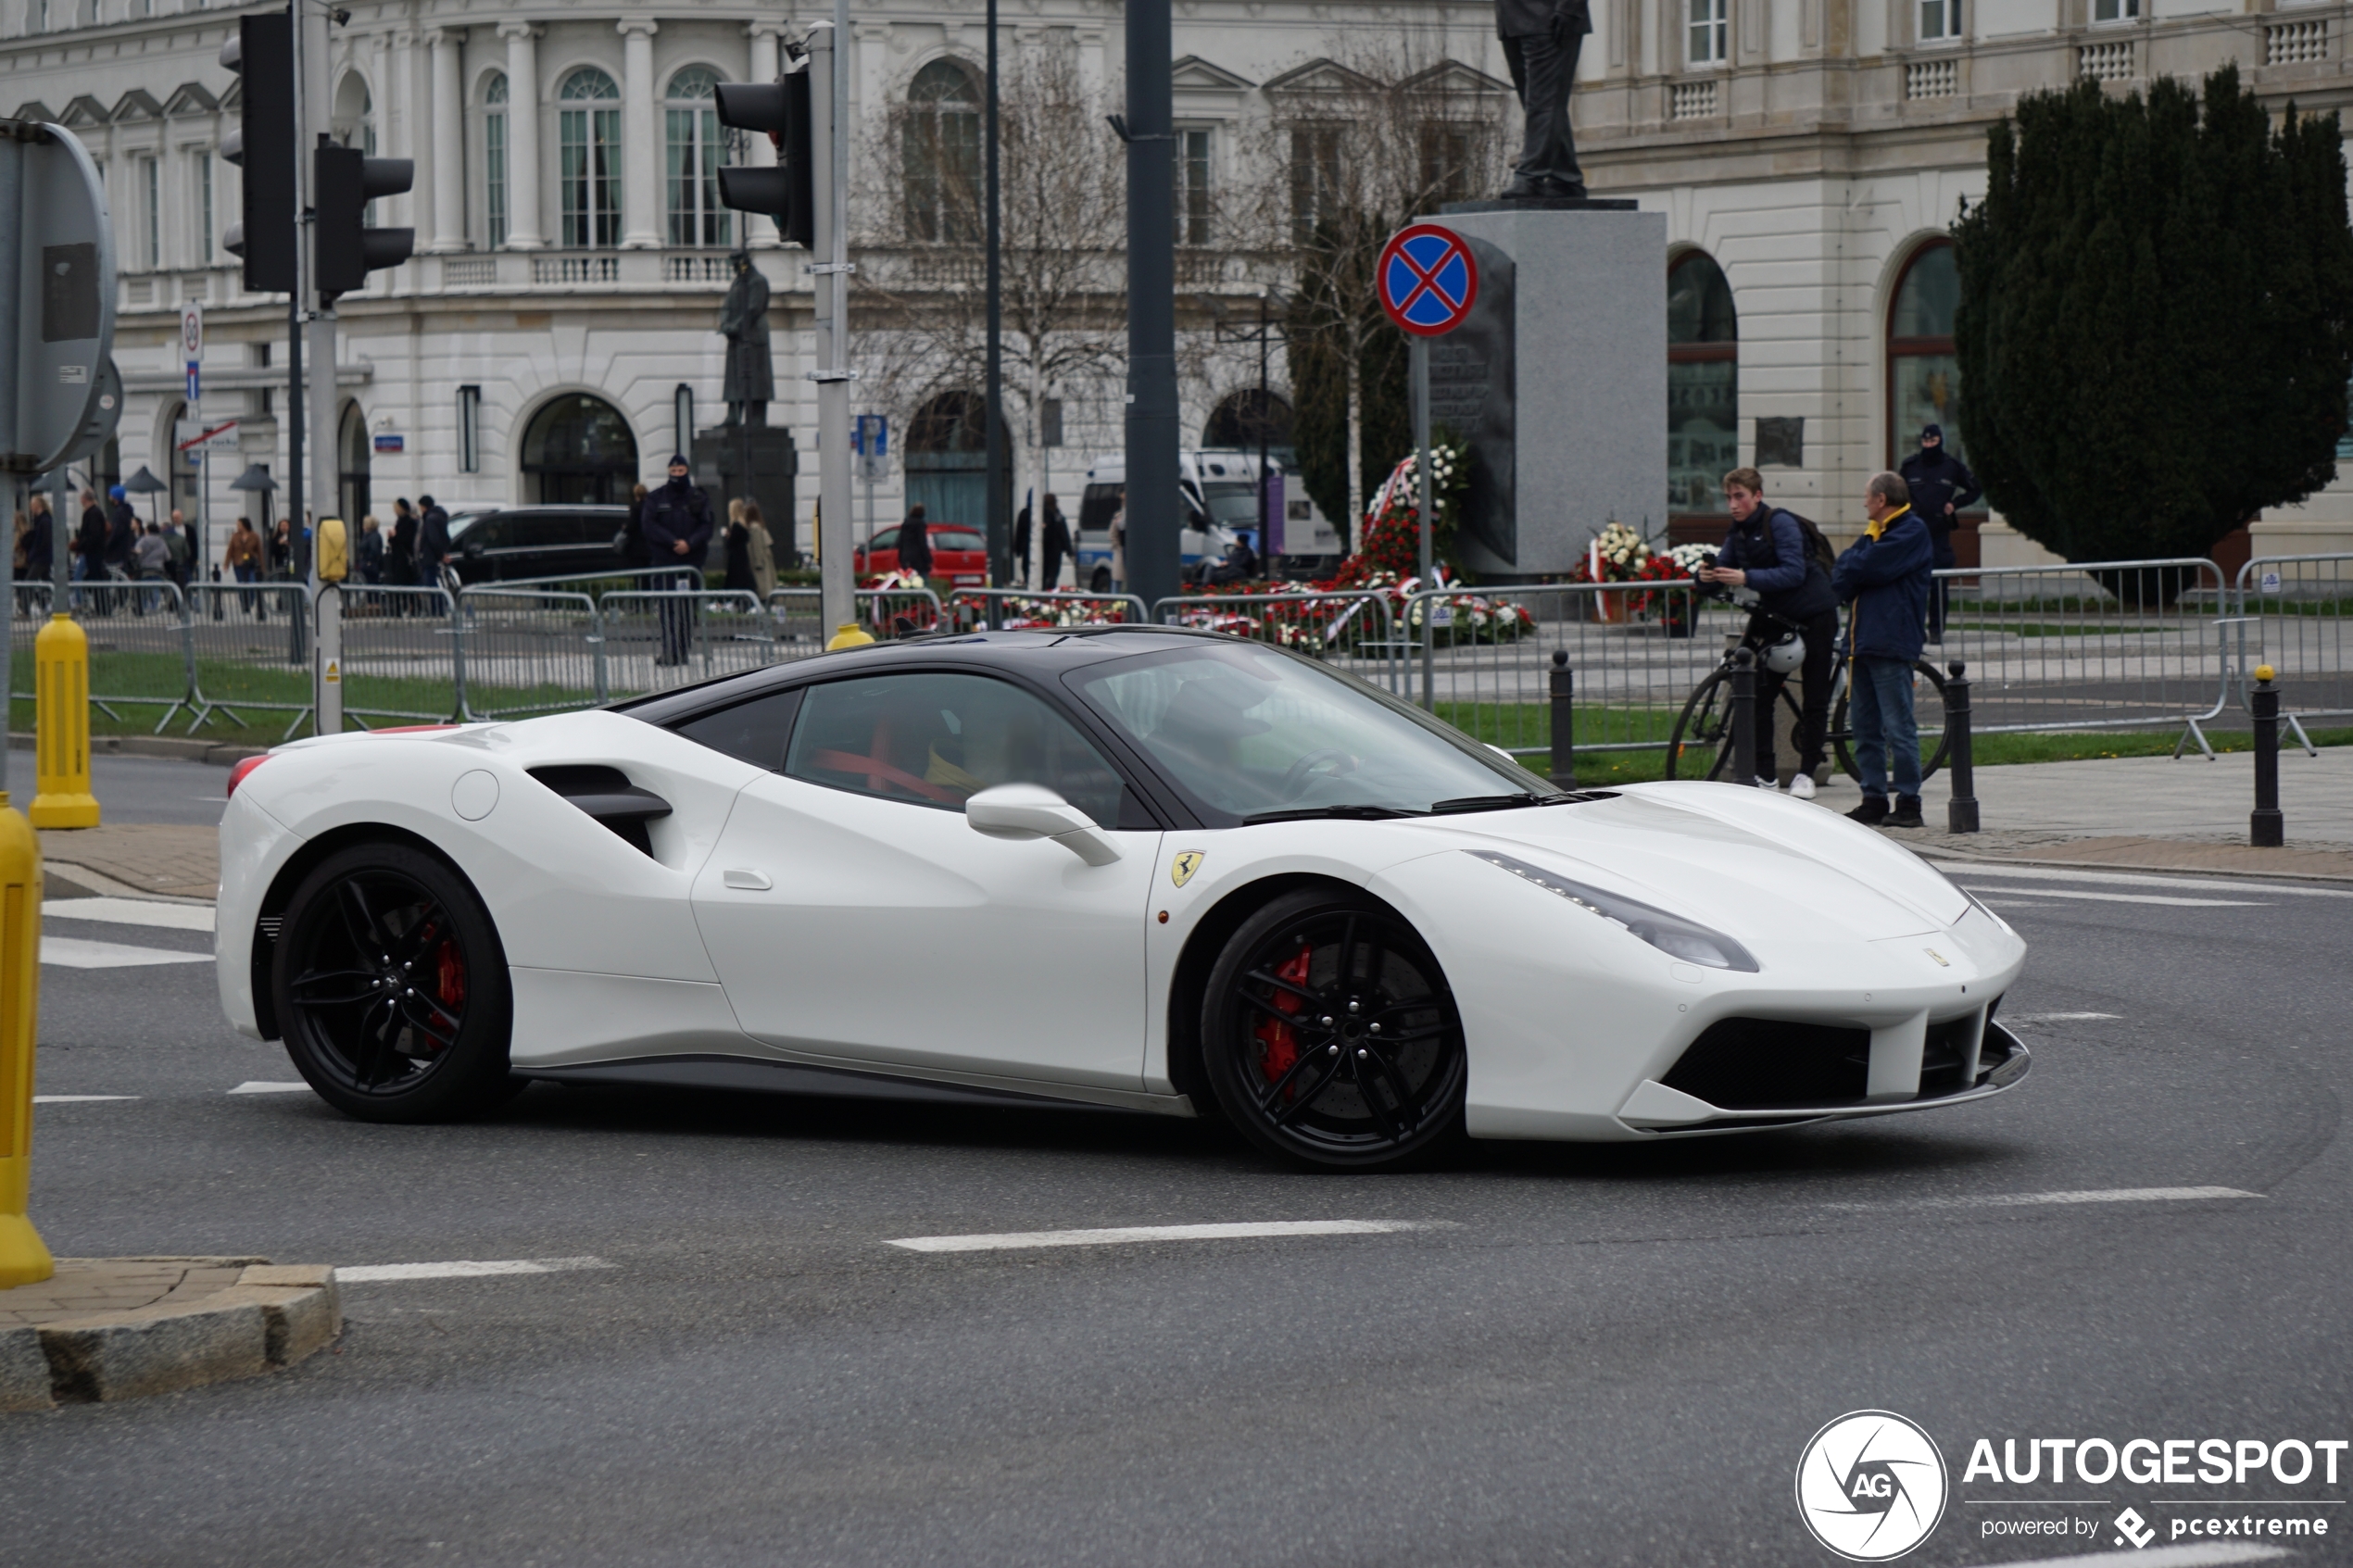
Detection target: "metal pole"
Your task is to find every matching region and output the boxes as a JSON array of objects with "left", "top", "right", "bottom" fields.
[
  {"left": 983, "top": 0, "right": 1008, "bottom": 606},
  {"left": 1122, "top": 0, "right": 1178, "bottom": 615},
  {"left": 301, "top": 0, "right": 339, "bottom": 734},
  {"left": 1943, "top": 659, "right": 1979, "bottom": 834},
  {"left": 2251, "top": 664, "right": 2284, "bottom": 847},
  {"left": 1256, "top": 294, "right": 1270, "bottom": 551},
  {"left": 809, "top": 12, "right": 854, "bottom": 641},
  {"left": 1412, "top": 336, "right": 1433, "bottom": 708},
  {"left": 1730, "top": 646, "right": 1757, "bottom": 785},
  {"left": 1548, "top": 648, "right": 1575, "bottom": 790}
]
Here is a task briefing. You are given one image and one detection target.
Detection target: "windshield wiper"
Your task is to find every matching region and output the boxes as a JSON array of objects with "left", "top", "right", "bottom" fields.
[
  {"left": 1244, "top": 804, "right": 1420, "bottom": 825},
  {"left": 1430, "top": 791, "right": 1614, "bottom": 813}
]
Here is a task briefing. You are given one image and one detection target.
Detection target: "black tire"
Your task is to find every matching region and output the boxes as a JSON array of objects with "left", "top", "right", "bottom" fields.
[
  {"left": 271, "top": 841, "right": 516, "bottom": 1123},
  {"left": 1200, "top": 889, "right": 1466, "bottom": 1171},
  {"left": 1831, "top": 659, "right": 1952, "bottom": 786},
  {"left": 1665, "top": 666, "right": 1737, "bottom": 781}
]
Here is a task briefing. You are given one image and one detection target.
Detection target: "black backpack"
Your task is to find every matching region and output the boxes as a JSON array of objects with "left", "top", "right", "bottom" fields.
[{"left": 1751, "top": 507, "right": 1837, "bottom": 581}]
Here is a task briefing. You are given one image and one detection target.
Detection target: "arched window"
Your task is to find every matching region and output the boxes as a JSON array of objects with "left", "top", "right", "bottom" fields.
[
  {"left": 338, "top": 401, "right": 371, "bottom": 528},
  {"left": 905, "top": 390, "right": 988, "bottom": 527},
  {"left": 559, "top": 67, "right": 622, "bottom": 249},
  {"left": 1888, "top": 241, "right": 1965, "bottom": 467},
  {"left": 522, "top": 393, "right": 638, "bottom": 504},
  {"left": 1667, "top": 250, "right": 1737, "bottom": 524},
  {"left": 665, "top": 66, "right": 730, "bottom": 248},
  {"left": 484, "top": 72, "right": 510, "bottom": 248},
  {"left": 903, "top": 60, "right": 981, "bottom": 244}
]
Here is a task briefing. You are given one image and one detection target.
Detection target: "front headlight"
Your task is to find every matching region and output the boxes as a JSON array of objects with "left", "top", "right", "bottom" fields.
[{"left": 1468, "top": 850, "right": 1760, "bottom": 972}]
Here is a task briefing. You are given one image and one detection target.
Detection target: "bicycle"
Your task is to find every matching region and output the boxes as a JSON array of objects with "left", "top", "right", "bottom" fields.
[{"left": 1664, "top": 585, "right": 1951, "bottom": 784}]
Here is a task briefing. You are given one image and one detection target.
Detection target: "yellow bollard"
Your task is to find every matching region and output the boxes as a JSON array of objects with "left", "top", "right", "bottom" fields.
[
  {"left": 29, "top": 614, "right": 99, "bottom": 830},
  {"left": 0, "top": 791, "right": 53, "bottom": 1287},
  {"left": 826, "top": 621, "right": 875, "bottom": 651}
]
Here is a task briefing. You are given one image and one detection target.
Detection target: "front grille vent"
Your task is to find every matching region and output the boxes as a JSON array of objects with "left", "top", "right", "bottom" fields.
[{"left": 1662, "top": 1018, "right": 1871, "bottom": 1110}]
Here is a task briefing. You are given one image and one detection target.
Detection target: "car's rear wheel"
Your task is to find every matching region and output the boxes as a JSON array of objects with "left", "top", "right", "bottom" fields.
[
  {"left": 272, "top": 842, "right": 516, "bottom": 1123},
  {"left": 1201, "top": 889, "right": 1466, "bottom": 1171}
]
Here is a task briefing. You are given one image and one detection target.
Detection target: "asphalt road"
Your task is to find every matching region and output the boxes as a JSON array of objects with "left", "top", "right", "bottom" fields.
[
  {"left": 2, "top": 862, "right": 2347, "bottom": 1567},
  {"left": 3, "top": 749, "right": 232, "bottom": 826}
]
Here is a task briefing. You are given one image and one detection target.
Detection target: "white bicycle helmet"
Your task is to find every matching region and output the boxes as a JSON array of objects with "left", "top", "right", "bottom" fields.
[{"left": 1759, "top": 630, "right": 1806, "bottom": 675}]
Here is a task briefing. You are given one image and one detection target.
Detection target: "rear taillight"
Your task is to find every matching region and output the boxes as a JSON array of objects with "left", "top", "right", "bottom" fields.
[{"left": 226, "top": 755, "right": 270, "bottom": 798}]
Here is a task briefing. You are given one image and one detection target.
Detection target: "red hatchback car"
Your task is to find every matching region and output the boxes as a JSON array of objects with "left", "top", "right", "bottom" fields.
[{"left": 853, "top": 524, "right": 989, "bottom": 585}]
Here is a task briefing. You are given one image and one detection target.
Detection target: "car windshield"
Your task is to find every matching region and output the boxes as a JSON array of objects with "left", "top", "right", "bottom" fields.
[
  {"left": 1199, "top": 482, "right": 1262, "bottom": 527},
  {"left": 1069, "top": 640, "right": 1555, "bottom": 822}
]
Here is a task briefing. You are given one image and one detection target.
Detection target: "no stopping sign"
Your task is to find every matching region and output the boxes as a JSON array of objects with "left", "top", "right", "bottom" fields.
[{"left": 1378, "top": 223, "right": 1478, "bottom": 337}]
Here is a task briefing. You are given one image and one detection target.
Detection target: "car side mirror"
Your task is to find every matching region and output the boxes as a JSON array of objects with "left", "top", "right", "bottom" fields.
[{"left": 966, "top": 784, "right": 1121, "bottom": 867}]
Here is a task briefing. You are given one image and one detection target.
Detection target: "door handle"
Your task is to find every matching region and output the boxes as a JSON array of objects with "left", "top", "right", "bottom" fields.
[{"left": 722, "top": 868, "right": 773, "bottom": 891}]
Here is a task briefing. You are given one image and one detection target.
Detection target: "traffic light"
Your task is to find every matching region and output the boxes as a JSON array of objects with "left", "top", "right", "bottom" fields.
[
  {"left": 218, "top": 14, "right": 296, "bottom": 294},
  {"left": 715, "top": 64, "right": 813, "bottom": 247},
  {"left": 313, "top": 145, "right": 413, "bottom": 297}
]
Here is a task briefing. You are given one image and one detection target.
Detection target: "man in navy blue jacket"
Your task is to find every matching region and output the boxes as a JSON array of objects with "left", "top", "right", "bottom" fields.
[
  {"left": 1831, "top": 471, "right": 1933, "bottom": 827},
  {"left": 1699, "top": 467, "right": 1838, "bottom": 797}
]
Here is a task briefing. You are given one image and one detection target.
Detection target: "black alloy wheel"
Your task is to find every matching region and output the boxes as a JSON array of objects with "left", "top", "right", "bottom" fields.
[
  {"left": 1201, "top": 889, "right": 1466, "bottom": 1171},
  {"left": 272, "top": 842, "right": 517, "bottom": 1123}
]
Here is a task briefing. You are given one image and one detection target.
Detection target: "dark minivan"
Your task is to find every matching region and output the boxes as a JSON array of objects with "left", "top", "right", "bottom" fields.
[{"left": 445, "top": 506, "right": 634, "bottom": 584}]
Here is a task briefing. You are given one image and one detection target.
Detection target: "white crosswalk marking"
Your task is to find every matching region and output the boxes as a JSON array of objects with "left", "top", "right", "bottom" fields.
[
  {"left": 888, "top": 1220, "right": 1441, "bottom": 1253},
  {"left": 1963, "top": 886, "right": 2266, "bottom": 909},
  {"left": 41, "top": 935, "right": 211, "bottom": 968},
  {"left": 337, "top": 1257, "right": 612, "bottom": 1283},
  {"left": 228, "top": 1081, "right": 313, "bottom": 1095},
  {"left": 32, "top": 1095, "right": 138, "bottom": 1103},
  {"left": 44, "top": 897, "right": 216, "bottom": 933},
  {"left": 1931, "top": 859, "right": 2353, "bottom": 898},
  {"left": 1831, "top": 1185, "right": 2259, "bottom": 1212}
]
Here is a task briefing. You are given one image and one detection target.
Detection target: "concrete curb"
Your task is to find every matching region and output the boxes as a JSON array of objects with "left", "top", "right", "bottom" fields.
[
  {"left": 0, "top": 1260, "right": 340, "bottom": 1410},
  {"left": 1915, "top": 845, "right": 2353, "bottom": 885},
  {"left": 6, "top": 732, "right": 265, "bottom": 767}
]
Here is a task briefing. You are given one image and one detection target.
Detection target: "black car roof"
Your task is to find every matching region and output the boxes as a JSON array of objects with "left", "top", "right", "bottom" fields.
[{"left": 612, "top": 626, "right": 1230, "bottom": 724}]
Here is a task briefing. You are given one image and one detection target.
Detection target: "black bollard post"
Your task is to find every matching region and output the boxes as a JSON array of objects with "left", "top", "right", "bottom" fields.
[
  {"left": 1944, "top": 660, "right": 1979, "bottom": 834},
  {"left": 1730, "top": 646, "right": 1757, "bottom": 785},
  {"left": 2251, "top": 664, "right": 2284, "bottom": 847},
  {"left": 1549, "top": 649, "right": 1576, "bottom": 790}
]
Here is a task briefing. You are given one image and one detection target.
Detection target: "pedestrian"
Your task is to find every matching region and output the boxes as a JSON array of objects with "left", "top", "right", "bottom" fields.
[
  {"left": 742, "top": 497, "right": 777, "bottom": 600},
  {"left": 77, "top": 489, "right": 107, "bottom": 600},
  {"left": 416, "top": 494, "right": 450, "bottom": 588},
  {"left": 1041, "top": 493, "right": 1072, "bottom": 592},
  {"left": 899, "top": 502, "right": 934, "bottom": 581},
  {"left": 1898, "top": 423, "right": 1980, "bottom": 645},
  {"left": 1108, "top": 494, "right": 1126, "bottom": 593},
  {"left": 387, "top": 497, "right": 419, "bottom": 598},
  {"left": 358, "top": 515, "right": 384, "bottom": 585},
  {"left": 269, "top": 516, "right": 292, "bottom": 578},
  {"left": 225, "top": 516, "right": 264, "bottom": 617},
  {"left": 10, "top": 508, "right": 26, "bottom": 579},
  {"left": 1831, "top": 471, "right": 1934, "bottom": 829},
  {"left": 641, "top": 455, "right": 713, "bottom": 666},
  {"left": 620, "top": 483, "right": 650, "bottom": 571},
  {"left": 723, "top": 497, "right": 757, "bottom": 594},
  {"left": 105, "top": 485, "right": 138, "bottom": 605},
  {"left": 1698, "top": 468, "right": 1839, "bottom": 797},
  {"left": 23, "top": 494, "right": 53, "bottom": 588},
  {"left": 164, "top": 508, "right": 194, "bottom": 590},
  {"left": 132, "top": 521, "right": 170, "bottom": 615},
  {"left": 1013, "top": 498, "right": 1033, "bottom": 586}
]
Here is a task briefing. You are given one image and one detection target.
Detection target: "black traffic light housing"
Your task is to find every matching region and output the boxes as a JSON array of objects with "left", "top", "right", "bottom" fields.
[
  {"left": 219, "top": 14, "right": 296, "bottom": 294},
  {"left": 314, "top": 144, "right": 414, "bottom": 298},
  {"left": 715, "top": 65, "right": 813, "bottom": 248}
]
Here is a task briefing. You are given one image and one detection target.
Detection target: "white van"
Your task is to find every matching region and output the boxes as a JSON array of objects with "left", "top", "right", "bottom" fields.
[{"left": 1072, "top": 450, "right": 1339, "bottom": 591}]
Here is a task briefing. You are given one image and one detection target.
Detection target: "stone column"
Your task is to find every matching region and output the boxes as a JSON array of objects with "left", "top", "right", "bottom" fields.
[
  {"left": 744, "top": 20, "right": 786, "bottom": 247},
  {"left": 385, "top": 31, "right": 417, "bottom": 233},
  {"left": 498, "top": 22, "right": 545, "bottom": 248},
  {"left": 619, "top": 18, "right": 661, "bottom": 249},
  {"left": 427, "top": 28, "right": 464, "bottom": 253}
]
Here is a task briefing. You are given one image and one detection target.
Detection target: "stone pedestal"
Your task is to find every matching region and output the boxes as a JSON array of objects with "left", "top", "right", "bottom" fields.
[
  {"left": 691, "top": 425, "right": 800, "bottom": 569},
  {"left": 1432, "top": 201, "right": 1667, "bottom": 579}
]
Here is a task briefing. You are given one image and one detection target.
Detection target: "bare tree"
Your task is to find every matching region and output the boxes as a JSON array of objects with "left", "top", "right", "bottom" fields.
[{"left": 851, "top": 47, "right": 1126, "bottom": 586}]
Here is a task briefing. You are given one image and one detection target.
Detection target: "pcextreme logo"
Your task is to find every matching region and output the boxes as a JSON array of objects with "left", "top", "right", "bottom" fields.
[{"left": 1795, "top": 1411, "right": 1950, "bottom": 1562}]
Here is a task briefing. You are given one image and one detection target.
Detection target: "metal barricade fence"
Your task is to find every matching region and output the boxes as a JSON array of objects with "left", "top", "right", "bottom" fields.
[
  {"left": 596, "top": 590, "right": 770, "bottom": 701},
  {"left": 337, "top": 584, "right": 460, "bottom": 725},
  {"left": 2233, "top": 553, "right": 2353, "bottom": 734},
  {"left": 1401, "top": 580, "right": 1737, "bottom": 760},
  {"left": 1151, "top": 590, "right": 1404, "bottom": 695},
  {"left": 946, "top": 588, "right": 1151, "bottom": 631},
  {"left": 461, "top": 565, "right": 700, "bottom": 601},
  {"left": 8, "top": 580, "right": 199, "bottom": 734},
  {"left": 455, "top": 587, "right": 604, "bottom": 719},
  {"left": 185, "top": 582, "right": 315, "bottom": 739},
  {"left": 1931, "top": 558, "right": 2229, "bottom": 743},
  {"left": 764, "top": 586, "right": 950, "bottom": 658}
]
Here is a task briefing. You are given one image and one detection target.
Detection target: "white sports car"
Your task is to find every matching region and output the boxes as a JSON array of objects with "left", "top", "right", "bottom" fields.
[{"left": 216, "top": 626, "right": 2029, "bottom": 1171}]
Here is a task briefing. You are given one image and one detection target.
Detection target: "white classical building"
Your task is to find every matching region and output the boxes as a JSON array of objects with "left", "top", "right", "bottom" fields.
[{"left": 5, "top": 0, "right": 2348, "bottom": 568}]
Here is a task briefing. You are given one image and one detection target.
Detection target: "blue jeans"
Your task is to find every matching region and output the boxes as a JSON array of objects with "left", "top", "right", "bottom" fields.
[{"left": 1849, "top": 656, "right": 1920, "bottom": 799}]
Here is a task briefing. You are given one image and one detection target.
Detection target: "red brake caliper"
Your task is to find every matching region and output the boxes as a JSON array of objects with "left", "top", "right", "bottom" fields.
[
  {"left": 434, "top": 935, "right": 467, "bottom": 1021},
  {"left": 1253, "top": 944, "right": 1315, "bottom": 1089}
]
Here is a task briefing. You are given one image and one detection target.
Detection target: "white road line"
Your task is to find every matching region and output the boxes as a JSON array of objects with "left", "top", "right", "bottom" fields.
[
  {"left": 228, "top": 1080, "right": 314, "bottom": 1095},
  {"left": 1959, "top": 886, "right": 2268, "bottom": 909},
  {"left": 40, "top": 935, "right": 211, "bottom": 969},
  {"left": 44, "top": 897, "right": 217, "bottom": 933},
  {"left": 1987, "top": 1543, "right": 2291, "bottom": 1567},
  {"left": 33, "top": 1095, "right": 138, "bottom": 1103},
  {"left": 887, "top": 1219, "right": 1440, "bottom": 1253},
  {"left": 337, "top": 1257, "right": 614, "bottom": 1283},
  {"left": 1831, "top": 1185, "right": 2259, "bottom": 1212},
  {"left": 2000, "top": 1012, "right": 2122, "bottom": 1023},
  {"left": 1932, "top": 860, "right": 2353, "bottom": 898}
]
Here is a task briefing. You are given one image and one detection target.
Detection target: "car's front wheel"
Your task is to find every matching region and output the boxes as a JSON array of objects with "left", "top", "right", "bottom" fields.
[
  {"left": 1201, "top": 889, "right": 1466, "bottom": 1171},
  {"left": 272, "top": 842, "right": 516, "bottom": 1123}
]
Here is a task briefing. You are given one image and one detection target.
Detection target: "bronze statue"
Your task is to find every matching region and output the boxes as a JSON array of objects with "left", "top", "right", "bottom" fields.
[
  {"left": 720, "top": 251, "right": 774, "bottom": 426},
  {"left": 1495, "top": 0, "right": 1592, "bottom": 200}
]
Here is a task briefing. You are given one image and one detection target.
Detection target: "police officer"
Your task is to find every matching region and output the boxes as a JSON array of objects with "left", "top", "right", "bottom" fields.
[
  {"left": 1697, "top": 466, "right": 1838, "bottom": 797},
  {"left": 1898, "top": 423, "right": 1980, "bottom": 644},
  {"left": 643, "top": 455, "right": 714, "bottom": 666}
]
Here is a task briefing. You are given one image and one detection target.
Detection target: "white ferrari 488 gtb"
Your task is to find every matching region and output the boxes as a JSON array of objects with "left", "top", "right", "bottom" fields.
[{"left": 217, "top": 626, "right": 2029, "bottom": 1171}]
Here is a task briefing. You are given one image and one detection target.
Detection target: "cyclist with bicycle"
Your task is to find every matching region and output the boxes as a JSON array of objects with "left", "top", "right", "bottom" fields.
[
  {"left": 1833, "top": 472, "right": 1935, "bottom": 828},
  {"left": 1697, "top": 467, "right": 1838, "bottom": 799}
]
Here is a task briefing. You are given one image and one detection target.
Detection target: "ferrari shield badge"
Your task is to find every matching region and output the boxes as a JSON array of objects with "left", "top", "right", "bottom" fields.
[{"left": 1171, "top": 851, "right": 1205, "bottom": 888}]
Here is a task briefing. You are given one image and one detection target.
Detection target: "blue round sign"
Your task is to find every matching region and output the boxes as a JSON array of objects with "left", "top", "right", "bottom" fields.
[{"left": 1377, "top": 223, "right": 1478, "bottom": 338}]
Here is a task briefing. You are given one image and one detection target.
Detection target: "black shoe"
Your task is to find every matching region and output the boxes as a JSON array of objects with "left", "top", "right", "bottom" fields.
[
  {"left": 1538, "top": 177, "right": 1589, "bottom": 199},
  {"left": 1846, "top": 796, "right": 1890, "bottom": 825},
  {"left": 1498, "top": 176, "right": 1551, "bottom": 200},
  {"left": 1886, "top": 795, "right": 1925, "bottom": 828}
]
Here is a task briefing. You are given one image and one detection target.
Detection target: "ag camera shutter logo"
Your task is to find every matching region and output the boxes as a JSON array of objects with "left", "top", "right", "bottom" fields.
[{"left": 1795, "top": 1410, "right": 1949, "bottom": 1561}]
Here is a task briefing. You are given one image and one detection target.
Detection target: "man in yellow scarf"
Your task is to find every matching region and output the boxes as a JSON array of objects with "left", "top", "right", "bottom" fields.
[{"left": 1831, "top": 472, "right": 1935, "bottom": 827}]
